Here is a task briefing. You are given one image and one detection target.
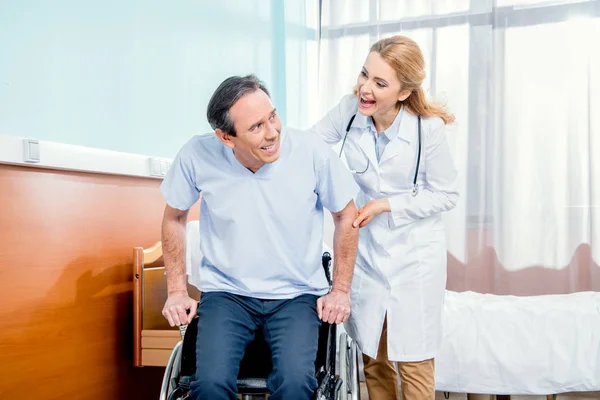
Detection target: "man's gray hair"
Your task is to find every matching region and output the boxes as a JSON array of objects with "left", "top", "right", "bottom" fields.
[{"left": 207, "top": 74, "right": 271, "bottom": 136}]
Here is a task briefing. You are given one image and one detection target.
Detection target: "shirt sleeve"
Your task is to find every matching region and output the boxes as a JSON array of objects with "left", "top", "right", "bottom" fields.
[
  {"left": 388, "top": 118, "right": 459, "bottom": 227},
  {"left": 160, "top": 144, "right": 201, "bottom": 211},
  {"left": 312, "top": 136, "right": 360, "bottom": 212}
]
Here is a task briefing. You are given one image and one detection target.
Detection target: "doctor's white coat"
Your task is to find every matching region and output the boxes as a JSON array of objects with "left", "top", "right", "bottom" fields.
[{"left": 310, "top": 95, "right": 458, "bottom": 362}]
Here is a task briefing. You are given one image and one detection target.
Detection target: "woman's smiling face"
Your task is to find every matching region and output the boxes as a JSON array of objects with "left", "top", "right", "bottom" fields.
[{"left": 356, "top": 51, "right": 410, "bottom": 120}]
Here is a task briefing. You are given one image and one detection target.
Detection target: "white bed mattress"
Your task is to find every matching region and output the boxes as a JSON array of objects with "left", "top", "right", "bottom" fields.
[{"left": 435, "top": 290, "right": 600, "bottom": 394}]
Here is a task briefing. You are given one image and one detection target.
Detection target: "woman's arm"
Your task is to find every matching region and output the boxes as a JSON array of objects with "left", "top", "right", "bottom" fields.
[
  {"left": 352, "top": 118, "right": 458, "bottom": 229},
  {"left": 387, "top": 119, "right": 459, "bottom": 227}
]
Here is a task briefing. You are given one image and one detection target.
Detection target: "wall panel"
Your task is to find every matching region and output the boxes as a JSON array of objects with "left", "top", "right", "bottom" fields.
[{"left": 0, "top": 164, "right": 198, "bottom": 400}]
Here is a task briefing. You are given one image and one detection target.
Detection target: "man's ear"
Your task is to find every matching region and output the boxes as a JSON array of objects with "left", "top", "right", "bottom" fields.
[{"left": 215, "top": 128, "right": 235, "bottom": 149}]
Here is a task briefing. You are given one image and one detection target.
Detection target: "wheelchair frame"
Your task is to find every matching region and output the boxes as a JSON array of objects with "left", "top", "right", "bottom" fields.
[{"left": 159, "top": 252, "right": 361, "bottom": 400}]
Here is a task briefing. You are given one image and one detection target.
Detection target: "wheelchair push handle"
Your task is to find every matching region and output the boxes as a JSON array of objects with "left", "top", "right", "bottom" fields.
[
  {"left": 179, "top": 324, "right": 187, "bottom": 339},
  {"left": 178, "top": 308, "right": 193, "bottom": 339}
]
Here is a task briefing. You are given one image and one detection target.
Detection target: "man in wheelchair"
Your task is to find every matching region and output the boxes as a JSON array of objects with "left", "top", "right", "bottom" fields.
[{"left": 159, "top": 75, "right": 359, "bottom": 400}]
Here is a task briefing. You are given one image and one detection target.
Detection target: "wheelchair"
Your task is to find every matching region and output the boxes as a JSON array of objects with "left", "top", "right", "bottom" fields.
[{"left": 159, "top": 252, "right": 361, "bottom": 400}]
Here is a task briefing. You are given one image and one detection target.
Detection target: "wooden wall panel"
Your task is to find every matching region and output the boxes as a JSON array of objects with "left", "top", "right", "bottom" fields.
[{"left": 0, "top": 164, "right": 199, "bottom": 400}]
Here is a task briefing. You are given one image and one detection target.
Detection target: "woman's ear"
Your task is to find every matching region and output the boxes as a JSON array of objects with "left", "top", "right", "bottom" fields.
[
  {"left": 215, "top": 129, "right": 235, "bottom": 149},
  {"left": 398, "top": 89, "right": 411, "bottom": 102}
]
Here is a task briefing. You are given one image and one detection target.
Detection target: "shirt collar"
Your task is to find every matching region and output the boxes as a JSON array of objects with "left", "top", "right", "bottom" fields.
[
  {"left": 353, "top": 104, "right": 407, "bottom": 142},
  {"left": 222, "top": 128, "right": 287, "bottom": 178}
]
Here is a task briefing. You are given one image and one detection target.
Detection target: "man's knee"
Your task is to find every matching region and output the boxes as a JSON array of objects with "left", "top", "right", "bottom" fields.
[
  {"left": 280, "top": 368, "right": 317, "bottom": 393},
  {"left": 191, "top": 364, "right": 237, "bottom": 399},
  {"left": 271, "top": 358, "right": 317, "bottom": 398}
]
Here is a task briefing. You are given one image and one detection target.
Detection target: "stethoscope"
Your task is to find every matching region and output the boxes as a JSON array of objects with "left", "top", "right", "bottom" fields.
[{"left": 339, "top": 113, "right": 422, "bottom": 197}]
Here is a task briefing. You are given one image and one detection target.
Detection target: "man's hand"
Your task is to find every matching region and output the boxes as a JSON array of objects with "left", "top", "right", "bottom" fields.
[
  {"left": 316, "top": 289, "right": 351, "bottom": 324},
  {"left": 162, "top": 291, "right": 197, "bottom": 327},
  {"left": 353, "top": 198, "right": 391, "bottom": 228}
]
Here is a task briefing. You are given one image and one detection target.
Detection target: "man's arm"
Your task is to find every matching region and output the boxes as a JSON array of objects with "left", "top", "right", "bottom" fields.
[
  {"left": 161, "top": 204, "right": 197, "bottom": 326},
  {"left": 317, "top": 199, "right": 359, "bottom": 324}
]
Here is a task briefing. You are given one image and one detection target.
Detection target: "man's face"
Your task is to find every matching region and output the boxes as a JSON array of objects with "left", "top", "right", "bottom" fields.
[{"left": 219, "top": 89, "right": 282, "bottom": 172}]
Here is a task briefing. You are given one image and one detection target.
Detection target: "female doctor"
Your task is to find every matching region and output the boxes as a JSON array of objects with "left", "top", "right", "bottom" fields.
[{"left": 309, "top": 35, "right": 458, "bottom": 399}]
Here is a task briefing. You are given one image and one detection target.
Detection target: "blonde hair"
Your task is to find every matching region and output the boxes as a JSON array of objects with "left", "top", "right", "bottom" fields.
[{"left": 355, "top": 35, "right": 455, "bottom": 125}]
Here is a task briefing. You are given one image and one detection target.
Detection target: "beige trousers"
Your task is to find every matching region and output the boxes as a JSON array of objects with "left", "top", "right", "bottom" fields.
[{"left": 362, "top": 317, "right": 435, "bottom": 400}]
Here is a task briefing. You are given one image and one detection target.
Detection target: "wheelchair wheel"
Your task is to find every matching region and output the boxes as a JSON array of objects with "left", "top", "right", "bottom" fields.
[
  {"left": 338, "top": 334, "right": 348, "bottom": 400},
  {"left": 348, "top": 337, "right": 360, "bottom": 400},
  {"left": 337, "top": 333, "right": 361, "bottom": 400},
  {"left": 159, "top": 340, "right": 183, "bottom": 400}
]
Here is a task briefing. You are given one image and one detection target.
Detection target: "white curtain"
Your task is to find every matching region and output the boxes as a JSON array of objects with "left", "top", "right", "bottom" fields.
[{"left": 317, "top": 0, "right": 600, "bottom": 295}]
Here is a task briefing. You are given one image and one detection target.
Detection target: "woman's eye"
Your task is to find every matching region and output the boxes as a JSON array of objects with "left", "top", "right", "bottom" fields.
[
  {"left": 377, "top": 82, "right": 386, "bottom": 88},
  {"left": 360, "top": 71, "right": 367, "bottom": 77}
]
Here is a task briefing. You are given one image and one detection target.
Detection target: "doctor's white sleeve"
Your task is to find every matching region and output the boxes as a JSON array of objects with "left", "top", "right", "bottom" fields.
[
  {"left": 388, "top": 120, "right": 459, "bottom": 228},
  {"left": 307, "top": 94, "right": 357, "bottom": 145}
]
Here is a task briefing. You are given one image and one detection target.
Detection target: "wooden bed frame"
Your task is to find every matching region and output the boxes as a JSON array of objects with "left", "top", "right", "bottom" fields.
[{"left": 133, "top": 241, "right": 200, "bottom": 367}]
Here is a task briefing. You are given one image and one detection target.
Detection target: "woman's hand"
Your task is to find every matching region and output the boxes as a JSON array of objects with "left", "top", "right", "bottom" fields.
[{"left": 353, "top": 198, "right": 391, "bottom": 228}]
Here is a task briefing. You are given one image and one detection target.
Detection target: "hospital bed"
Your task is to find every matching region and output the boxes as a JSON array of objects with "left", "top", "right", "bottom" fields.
[{"left": 436, "top": 290, "right": 600, "bottom": 398}]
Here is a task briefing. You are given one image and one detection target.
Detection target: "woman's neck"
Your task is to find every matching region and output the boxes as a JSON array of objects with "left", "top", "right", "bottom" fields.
[{"left": 372, "top": 104, "right": 401, "bottom": 134}]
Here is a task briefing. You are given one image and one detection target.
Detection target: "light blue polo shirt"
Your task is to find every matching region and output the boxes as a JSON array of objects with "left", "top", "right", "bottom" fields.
[{"left": 160, "top": 128, "right": 359, "bottom": 299}]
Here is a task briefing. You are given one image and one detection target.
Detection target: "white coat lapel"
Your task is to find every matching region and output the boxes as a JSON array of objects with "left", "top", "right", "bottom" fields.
[
  {"left": 357, "top": 129, "right": 379, "bottom": 174},
  {"left": 346, "top": 112, "right": 379, "bottom": 175}
]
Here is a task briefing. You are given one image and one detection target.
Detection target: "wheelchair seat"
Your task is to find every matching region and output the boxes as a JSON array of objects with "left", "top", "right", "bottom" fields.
[{"left": 236, "top": 329, "right": 272, "bottom": 395}]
